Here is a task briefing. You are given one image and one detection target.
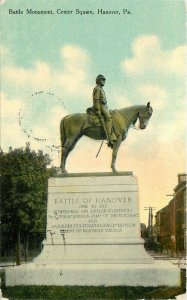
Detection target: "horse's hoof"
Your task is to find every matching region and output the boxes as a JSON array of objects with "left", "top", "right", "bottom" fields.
[
  {"left": 62, "top": 170, "right": 68, "bottom": 174},
  {"left": 112, "top": 167, "right": 118, "bottom": 173},
  {"left": 60, "top": 167, "right": 68, "bottom": 174}
]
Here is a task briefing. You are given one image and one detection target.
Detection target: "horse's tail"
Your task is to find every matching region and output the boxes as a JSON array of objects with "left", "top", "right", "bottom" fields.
[{"left": 60, "top": 116, "right": 68, "bottom": 147}]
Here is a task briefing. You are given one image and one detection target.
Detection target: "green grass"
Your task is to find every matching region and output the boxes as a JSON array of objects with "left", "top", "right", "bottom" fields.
[
  {"left": 0, "top": 271, "right": 185, "bottom": 300},
  {"left": 2, "top": 285, "right": 185, "bottom": 299}
]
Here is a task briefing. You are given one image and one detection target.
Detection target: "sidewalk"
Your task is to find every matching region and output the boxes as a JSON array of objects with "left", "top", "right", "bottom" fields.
[
  {"left": 147, "top": 250, "right": 185, "bottom": 260},
  {"left": 0, "top": 262, "right": 15, "bottom": 268},
  {"left": 176, "top": 293, "right": 187, "bottom": 300}
]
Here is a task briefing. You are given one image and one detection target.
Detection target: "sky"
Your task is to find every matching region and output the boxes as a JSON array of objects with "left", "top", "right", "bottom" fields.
[{"left": 1, "top": 0, "right": 186, "bottom": 225}]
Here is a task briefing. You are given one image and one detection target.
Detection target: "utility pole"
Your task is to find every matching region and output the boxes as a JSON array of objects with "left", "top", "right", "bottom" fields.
[
  {"left": 144, "top": 206, "right": 156, "bottom": 239},
  {"left": 144, "top": 206, "right": 156, "bottom": 250},
  {"left": 166, "top": 194, "right": 176, "bottom": 257}
]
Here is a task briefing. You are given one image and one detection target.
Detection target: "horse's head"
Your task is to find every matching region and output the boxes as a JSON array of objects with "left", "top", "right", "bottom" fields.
[{"left": 138, "top": 102, "right": 153, "bottom": 129}]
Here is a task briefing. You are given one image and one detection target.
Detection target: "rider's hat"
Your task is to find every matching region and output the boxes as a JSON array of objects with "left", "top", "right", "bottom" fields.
[{"left": 96, "top": 74, "right": 106, "bottom": 84}]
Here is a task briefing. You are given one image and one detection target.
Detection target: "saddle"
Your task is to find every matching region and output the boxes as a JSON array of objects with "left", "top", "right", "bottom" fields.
[
  {"left": 85, "top": 108, "right": 118, "bottom": 142},
  {"left": 86, "top": 107, "right": 116, "bottom": 128},
  {"left": 86, "top": 107, "right": 101, "bottom": 126}
]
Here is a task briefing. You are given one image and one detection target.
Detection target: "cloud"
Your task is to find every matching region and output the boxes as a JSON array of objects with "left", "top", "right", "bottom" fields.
[
  {"left": 4, "top": 62, "right": 53, "bottom": 90},
  {"left": 137, "top": 84, "right": 168, "bottom": 109},
  {"left": 1, "top": 92, "right": 23, "bottom": 120},
  {"left": 62, "top": 45, "right": 89, "bottom": 68},
  {"left": 121, "top": 35, "right": 186, "bottom": 76},
  {"left": 0, "top": 0, "right": 7, "bottom": 5},
  {"left": 57, "top": 45, "right": 92, "bottom": 98},
  {"left": 156, "top": 108, "right": 186, "bottom": 143},
  {"left": 169, "top": 45, "right": 186, "bottom": 76},
  {"left": 3, "top": 44, "right": 92, "bottom": 102},
  {"left": 110, "top": 87, "right": 132, "bottom": 108},
  {"left": 1, "top": 43, "right": 95, "bottom": 164},
  {"left": 0, "top": 43, "right": 8, "bottom": 58},
  {"left": 0, "top": 91, "right": 68, "bottom": 164},
  {"left": 0, "top": 92, "right": 27, "bottom": 149},
  {"left": 1, "top": 38, "right": 186, "bottom": 228},
  {"left": 119, "top": 35, "right": 186, "bottom": 161},
  {"left": 116, "top": 114, "right": 186, "bottom": 223}
]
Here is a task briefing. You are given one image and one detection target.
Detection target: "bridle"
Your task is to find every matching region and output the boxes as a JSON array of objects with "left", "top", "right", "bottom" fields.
[
  {"left": 138, "top": 107, "right": 153, "bottom": 127},
  {"left": 116, "top": 110, "right": 139, "bottom": 130},
  {"left": 96, "top": 105, "right": 152, "bottom": 157},
  {"left": 118, "top": 106, "right": 152, "bottom": 130}
]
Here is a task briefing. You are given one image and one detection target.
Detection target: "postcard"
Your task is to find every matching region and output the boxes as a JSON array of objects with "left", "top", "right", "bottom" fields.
[{"left": 1, "top": 0, "right": 186, "bottom": 298}]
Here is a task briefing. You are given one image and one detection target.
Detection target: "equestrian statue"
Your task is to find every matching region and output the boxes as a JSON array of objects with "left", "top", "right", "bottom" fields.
[{"left": 60, "top": 75, "right": 153, "bottom": 173}]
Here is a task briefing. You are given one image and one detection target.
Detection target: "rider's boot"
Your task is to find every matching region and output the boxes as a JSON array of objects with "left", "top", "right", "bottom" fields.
[
  {"left": 105, "top": 130, "right": 113, "bottom": 148},
  {"left": 106, "top": 117, "right": 117, "bottom": 148},
  {"left": 98, "top": 116, "right": 112, "bottom": 147},
  {"left": 107, "top": 139, "right": 113, "bottom": 148},
  {"left": 107, "top": 132, "right": 117, "bottom": 148}
]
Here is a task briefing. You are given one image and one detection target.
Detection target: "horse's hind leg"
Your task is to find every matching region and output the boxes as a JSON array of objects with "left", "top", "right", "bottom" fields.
[
  {"left": 60, "top": 138, "right": 73, "bottom": 173},
  {"left": 60, "top": 136, "right": 81, "bottom": 173},
  {"left": 60, "top": 145, "right": 69, "bottom": 173}
]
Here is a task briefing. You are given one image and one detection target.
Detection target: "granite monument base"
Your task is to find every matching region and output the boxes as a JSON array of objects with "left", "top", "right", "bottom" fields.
[{"left": 6, "top": 173, "right": 180, "bottom": 286}]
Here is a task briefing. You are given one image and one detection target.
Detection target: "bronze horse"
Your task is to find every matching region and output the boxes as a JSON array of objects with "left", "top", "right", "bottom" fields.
[{"left": 60, "top": 102, "right": 153, "bottom": 173}]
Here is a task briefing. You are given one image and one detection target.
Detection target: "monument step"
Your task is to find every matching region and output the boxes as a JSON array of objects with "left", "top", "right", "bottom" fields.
[{"left": 6, "top": 261, "right": 180, "bottom": 287}]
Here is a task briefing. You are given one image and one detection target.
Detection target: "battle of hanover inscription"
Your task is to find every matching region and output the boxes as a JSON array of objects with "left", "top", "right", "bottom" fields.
[{"left": 47, "top": 193, "right": 138, "bottom": 236}]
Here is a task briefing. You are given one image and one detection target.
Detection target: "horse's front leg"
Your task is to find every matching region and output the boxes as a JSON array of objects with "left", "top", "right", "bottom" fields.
[{"left": 111, "top": 136, "right": 122, "bottom": 172}]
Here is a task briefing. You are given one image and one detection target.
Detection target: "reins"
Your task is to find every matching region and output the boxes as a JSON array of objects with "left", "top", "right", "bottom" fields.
[
  {"left": 95, "top": 107, "right": 150, "bottom": 157},
  {"left": 117, "top": 110, "right": 140, "bottom": 130},
  {"left": 130, "top": 124, "right": 140, "bottom": 130}
]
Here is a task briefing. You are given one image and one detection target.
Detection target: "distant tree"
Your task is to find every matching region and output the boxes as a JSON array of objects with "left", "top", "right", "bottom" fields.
[{"left": 0, "top": 144, "right": 54, "bottom": 265}]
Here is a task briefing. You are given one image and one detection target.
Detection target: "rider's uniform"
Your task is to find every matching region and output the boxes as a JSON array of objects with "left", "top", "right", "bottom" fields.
[
  {"left": 93, "top": 85, "right": 113, "bottom": 139},
  {"left": 93, "top": 85, "right": 111, "bottom": 120}
]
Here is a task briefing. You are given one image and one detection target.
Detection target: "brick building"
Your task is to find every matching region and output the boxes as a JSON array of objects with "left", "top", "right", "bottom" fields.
[{"left": 155, "top": 173, "right": 186, "bottom": 256}]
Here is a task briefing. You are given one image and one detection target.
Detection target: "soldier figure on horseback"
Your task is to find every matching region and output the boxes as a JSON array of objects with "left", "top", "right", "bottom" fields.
[
  {"left": 93, "top": 74, "right": 116, "bottom": 148},
  {"left": 59, "top": 72, "right": 153, "bottom": 173}
]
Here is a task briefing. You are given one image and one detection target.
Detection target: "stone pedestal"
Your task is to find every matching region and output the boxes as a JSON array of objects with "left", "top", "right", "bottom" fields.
[
  {"left": 35, "top": 172, "right": 153, "bottom": 264},
  {"left": 6, "top": 172, "right": 180, "bottom": 286}
]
